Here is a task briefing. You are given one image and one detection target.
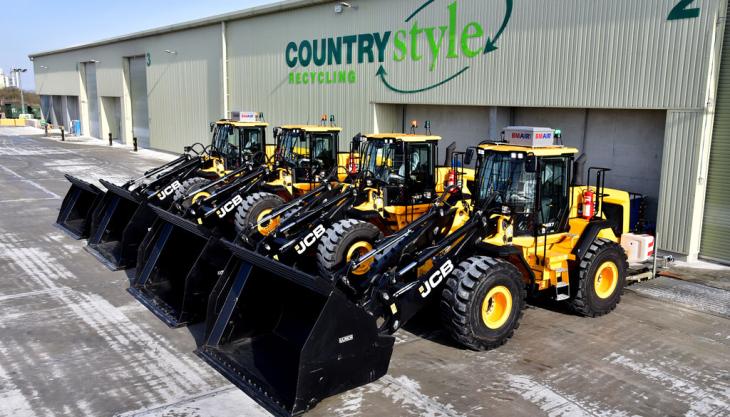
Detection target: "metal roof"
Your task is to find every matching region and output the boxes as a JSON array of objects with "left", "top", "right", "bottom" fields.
[
  {"left": 216, "top": 121, "right": 269, "bottom": 127},
  {"left": 28, "top": 0, "right": 332, "bottom": 58},
  {"left": 365, "top": 133, "right": 442, "bottom": 142},
  {"left": 478, "top": 143, "right": 579, "bottom": 156},
  {"left": 280, "top": 125, "right": 343, "bottom": 132}
]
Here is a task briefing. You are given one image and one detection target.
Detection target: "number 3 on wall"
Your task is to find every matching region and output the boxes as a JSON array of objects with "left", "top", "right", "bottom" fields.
[{"left": 668, "top": 0, "right": 700, "bottom": 21}]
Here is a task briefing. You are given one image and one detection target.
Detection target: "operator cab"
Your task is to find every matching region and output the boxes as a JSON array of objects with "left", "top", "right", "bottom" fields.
[
  {"left": 358, "top": 133, "right": 439, "bottom": 205},
  {"left": 471, "top": 127, "right": 577, "bottom": 237},
  {"left": 274, "top": 124, "right": 341, "bottom": 184},
  {"left": 210, "top": 115, "right": 268, "bottom": 169}
]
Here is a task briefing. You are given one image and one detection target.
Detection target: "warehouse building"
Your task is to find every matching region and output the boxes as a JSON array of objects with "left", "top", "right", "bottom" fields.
[{"left": 29, "top": 0, "right": 729, "bottom": 263}]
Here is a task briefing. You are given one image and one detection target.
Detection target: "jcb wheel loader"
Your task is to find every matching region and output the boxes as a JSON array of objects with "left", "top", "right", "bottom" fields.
[
  {"left": 236, "top": 130, "right": 472, "bottom": 275},
  {"left": 55, "top": 119, "right": 265, "bottom": 242},
  {"left": 129, "top": 122, "right": 348, "bottom": 327},
  {"left": 81, "top": 119, "right": 269, "bottom": 270},
  {"left": 232, "top": 122, "right": 352, "bottom": 234},
  {"left": 196, "top": 126, "right": 635, "bottom": 416}
]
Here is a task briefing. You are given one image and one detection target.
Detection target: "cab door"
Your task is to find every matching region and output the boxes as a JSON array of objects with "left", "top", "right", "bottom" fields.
[
  {"left": 404, "top": 142, "right": 436, "bottom": 204},
  {"left": 537, "top": 157, "right": 571, "bottom": 233}
]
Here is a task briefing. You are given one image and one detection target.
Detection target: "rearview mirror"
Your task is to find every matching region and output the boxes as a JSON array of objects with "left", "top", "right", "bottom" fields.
[
  {"left": 464, "top": 148, "right": 475, "bottom": 165},
  {"left": 525, "top": 154, "right": 538, "bottom": 173}
]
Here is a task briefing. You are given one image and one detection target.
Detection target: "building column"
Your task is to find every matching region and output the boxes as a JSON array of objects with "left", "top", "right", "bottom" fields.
[
  {"left": 221, "top": 21, "right": 228, "bottom": 119},
  {"left": 78, "top": 64, "right": 90, "bottom": 136},
  {"left": 120, "top": 59, "right": 133, "bottom": 145},
  {"left": 656, "top": 110, "right": 714, "bottom": 261}
]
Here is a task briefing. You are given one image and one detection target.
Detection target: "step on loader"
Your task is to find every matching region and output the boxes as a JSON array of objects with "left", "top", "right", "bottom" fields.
[
  {"left": 84, "top": 117, "right": 269, "bottom": 270},
  {"left": 196, "top": 127, "right": 638, "bottom": 416},
  {"left": 129, "top": 120, "right": 348, "bottom": 327}
]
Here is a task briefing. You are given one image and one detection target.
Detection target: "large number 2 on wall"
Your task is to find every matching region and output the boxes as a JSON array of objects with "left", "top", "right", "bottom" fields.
[{"left": 668, "top": 0, "right": 700, "bottom": 21}]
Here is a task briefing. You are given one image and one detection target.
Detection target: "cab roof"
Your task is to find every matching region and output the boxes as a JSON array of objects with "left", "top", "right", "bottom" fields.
[
  {"left": 478, "top": 142, "right": 579, "bottom": 156},
  {"left": 216, "top": 120, "right": 269, "bottom": 127},
  {"left": 280, "top": 125, "right": 342, "bottom": 133},
  {"left": 365, "top": 133, "right": 441, "bottom": 142}
]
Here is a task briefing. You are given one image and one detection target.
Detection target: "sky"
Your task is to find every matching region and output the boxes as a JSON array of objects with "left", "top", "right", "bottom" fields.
[{"left": 3, "top": 0, "right": 277, "bottom": 90}]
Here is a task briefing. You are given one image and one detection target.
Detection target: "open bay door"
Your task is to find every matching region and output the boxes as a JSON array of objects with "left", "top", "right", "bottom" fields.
[{"left": 701, "top": 7, "right": 730, "bottom": 264}]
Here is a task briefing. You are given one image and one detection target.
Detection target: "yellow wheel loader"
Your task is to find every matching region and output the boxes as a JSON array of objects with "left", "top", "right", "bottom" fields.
[
  {"left": 234, "top": 129, "right": 472, "bottom": 274},
  {"left": 129, "top": 121, "right": 349, "bottom": 327},
  {"left": 81, "top": 118, "right": 269, "bottom": 270},
  {"left": 55, "top": 118, "right": 266, "bottom": 241},
  {"left": 196, "top": 127, "right": 637, "bottom": 416}
]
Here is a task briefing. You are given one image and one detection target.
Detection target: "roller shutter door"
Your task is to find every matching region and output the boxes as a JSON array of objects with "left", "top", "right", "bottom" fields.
[
  {"left": 129, "top": 56, "right": 150, "bottom": 149},
  {"left": 701, "top": 9, "right": 730, "bottom": 263},
  {"left": 84, "top": 62, "right": 100, "bottom": 139}
]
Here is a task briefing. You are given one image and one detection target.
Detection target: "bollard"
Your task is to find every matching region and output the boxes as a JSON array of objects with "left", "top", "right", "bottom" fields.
[
  {"left": 133, "top": 137, "right": 138, "bottom": 152},
  {"left": 109, "top": 133, "right": 113, "bottom": 146},
  {"left": 45, "top": 124, "right": 49, "bottom": 137},
  {"left": 61, "top": 127, "right": 65, "bottom": 142}
]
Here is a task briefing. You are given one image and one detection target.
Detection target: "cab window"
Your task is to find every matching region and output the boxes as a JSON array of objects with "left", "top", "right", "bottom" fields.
[
  {"left": 310, "top": 133, "right": 335, "bottom": 169},
  {"left": 405, "top": 142, "right": 434, "bottom": 200},
  {"left": 242, "top": 128, "right": 262, "bottom": 152},
  {"left": 538, "top": 157, "right": 570, "bottom": 233}
]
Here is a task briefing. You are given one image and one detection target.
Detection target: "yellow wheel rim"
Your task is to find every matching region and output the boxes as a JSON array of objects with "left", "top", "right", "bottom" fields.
[
  {"left": 256, "top": 208, "right": 280, "bottom": 236},
  {"left": 347, "top": 241, "right": 373, "bottom": 275},
  {"left": 594, "top": 261, "right": 618, "bottom": 299},
  {"left": 192, "top": 191, "right": 211, "bottom": 204},
  {"left": 481, "top": 285, "right": 513, "bottom": 330}
]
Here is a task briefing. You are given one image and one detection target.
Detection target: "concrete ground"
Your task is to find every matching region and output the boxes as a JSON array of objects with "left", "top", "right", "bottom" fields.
[{"left": 0, "top": 127, "right": 728, "bottom": 417}]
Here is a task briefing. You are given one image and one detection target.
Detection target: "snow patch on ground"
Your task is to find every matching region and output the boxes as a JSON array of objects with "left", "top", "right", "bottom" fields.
[
  {"left": 604, "top": 353, "right": 730, "bottom": 417},
  {"left": 114, "top": 387, "right": 270, "bottom": 417},
  {"left": 671, "top": 260, "right": 730, "bottom": 271},
  {"left": 0, "top": 361, "right": 36, "bottom": 417},
  {"left": 506, "top": 374, "right": 638, "bottom": 417},
  {"left": 0, "top": 233, "right": 239, "bottom": 410},
  {"left": 375, "top": 375, "right": 464, "bottom": 417}
]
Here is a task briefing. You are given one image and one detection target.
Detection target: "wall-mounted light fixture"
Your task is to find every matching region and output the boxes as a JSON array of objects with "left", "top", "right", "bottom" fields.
[
  {"left": 335, "top": 2, "right": 358, "bottom": 13},
  {"left": 164, "top": 49, "right": 178, "bottom": 55}
]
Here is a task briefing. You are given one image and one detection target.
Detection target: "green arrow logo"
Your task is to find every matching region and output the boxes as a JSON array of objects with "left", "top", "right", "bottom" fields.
[
  {"left": 484, "top": 0, "right": 513, "bottom": 53},
  {"left": 378, "top": 0, "right": 513, "bottom": 94},
  {"left": 377, "top": 65, "right": 470, "bottom": 94}
]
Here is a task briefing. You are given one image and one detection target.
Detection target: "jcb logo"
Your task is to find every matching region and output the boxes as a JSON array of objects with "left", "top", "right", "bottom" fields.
[
  {"left": 156, "top": 181, "right": 182, "bottom": 201},
  {"left": 294, "top": 224, "right": 326, "bottom": 254},
  {"left": 216, "top": 195, "right": 244, "bottom": 219},
  {"left": 419, "top": 260, "right": 454, "bottom": 298}
]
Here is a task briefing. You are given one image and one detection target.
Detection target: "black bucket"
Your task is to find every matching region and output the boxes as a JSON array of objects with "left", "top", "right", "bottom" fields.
[
  {"left": 55, "top": 174, "right": 104, "bottom": 239},
  {"left": 129, "top": 206, "right": 229, "bottom": 327},
  {"left": 196, "top": 240, "right": 394, "bottom": 416},
  {"left": 85, "top": 179, "right": 156, "bottom": 270}
]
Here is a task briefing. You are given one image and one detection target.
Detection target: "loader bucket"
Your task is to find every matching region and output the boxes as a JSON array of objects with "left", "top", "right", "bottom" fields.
[
  {"left": 85, "top": 179, "right": 157, "bottom": 271},
  {"left": 129, "top": 206, "right": 229, "bottom": 327},
  {"left": 196, "top": 240, "right": 395, "bottom": 416},
  {"left": 55, "top": 174, "right": 104, "bottom": 239}
]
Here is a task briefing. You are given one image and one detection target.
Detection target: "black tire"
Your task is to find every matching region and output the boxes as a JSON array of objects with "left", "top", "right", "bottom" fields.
[
  {"left": 441, "top": 256, "right": 526, "bottom": 351},
  {"left": 172, "top": 176, "right": 210, "bottom": 202},
  {"left": 233, "top": 192, "right": 285, "bottom": 235},
  {"left": 570, "top": 238, "right": 628, "bottom": 317},
  {"left": 316, "top": 219, "right": 382, "bottom": 276}
]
